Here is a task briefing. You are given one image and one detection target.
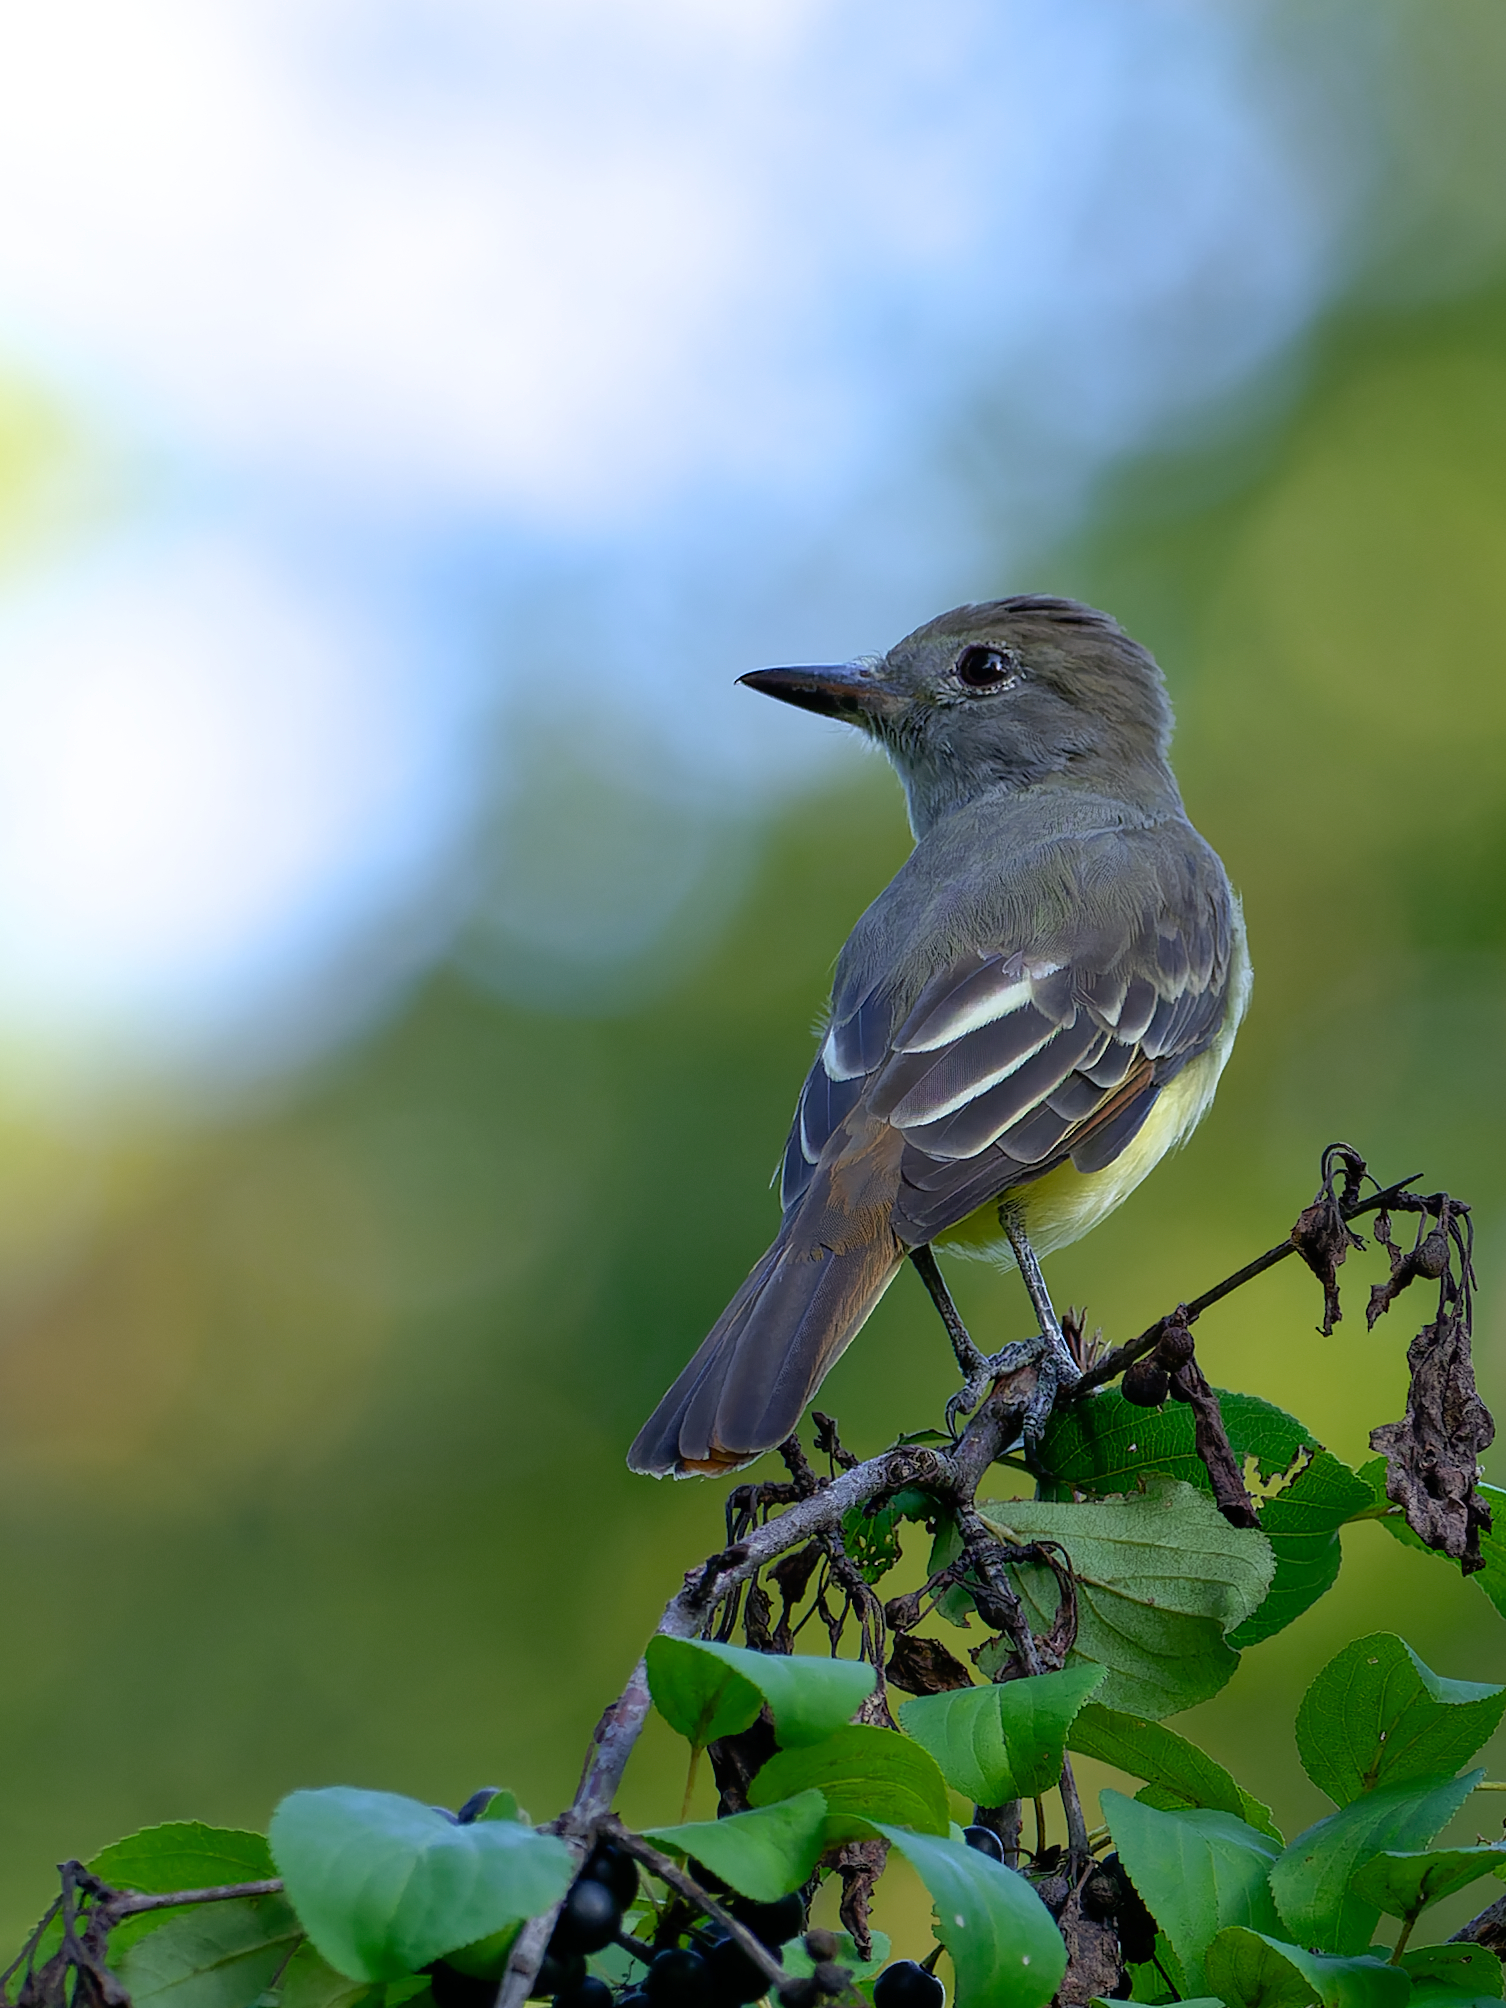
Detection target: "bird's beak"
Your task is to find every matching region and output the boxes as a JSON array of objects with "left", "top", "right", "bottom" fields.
[{"left": 737, "top": 662, "right": 901, "bottom": 722}]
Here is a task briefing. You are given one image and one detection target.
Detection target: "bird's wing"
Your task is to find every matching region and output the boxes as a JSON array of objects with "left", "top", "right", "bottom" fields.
[{"left": 779, "top": 826, "right": 1240, "bottom": 1245}]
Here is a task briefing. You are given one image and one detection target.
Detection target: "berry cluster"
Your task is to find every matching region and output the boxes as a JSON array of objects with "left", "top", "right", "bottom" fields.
[{"left": 425, "top": 1819, "right": 966, "bottom": 2007}]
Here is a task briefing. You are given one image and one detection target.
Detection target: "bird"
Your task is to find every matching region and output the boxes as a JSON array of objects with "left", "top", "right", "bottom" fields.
[{"left": 627, "top": 596, "right": 1249, "bottom": 1477}]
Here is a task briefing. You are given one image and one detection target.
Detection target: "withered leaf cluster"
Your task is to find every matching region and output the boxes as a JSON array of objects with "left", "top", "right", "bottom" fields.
[
  {"left": 1291, "top": 1143, "right": 1368, "bottom": 1335},
  {"left": 1371, "top": 1307, "right": 1494, "bottom": 1573}
]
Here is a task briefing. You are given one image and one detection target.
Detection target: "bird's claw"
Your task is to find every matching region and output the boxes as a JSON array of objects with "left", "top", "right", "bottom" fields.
[
  {"left": 944, "top": 1326, "right": 1081, "bottom": 1450},
  {"left": 944, "top": 1338, "right": 1036, "bottom": 1443}
]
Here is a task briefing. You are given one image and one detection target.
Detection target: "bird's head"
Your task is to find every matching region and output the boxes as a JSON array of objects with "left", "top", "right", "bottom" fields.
[{"left": 741, "top": 596, "right": 1180, "bottom": 835}]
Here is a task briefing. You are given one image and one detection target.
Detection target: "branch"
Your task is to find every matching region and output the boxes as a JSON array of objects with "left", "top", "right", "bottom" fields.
[
  {"left": 106, "top": 1881, "right": 285, "bottom": 1917},
  {"left": 601, "top": 1818, "right": 792, "bottom": 1996},
  {"left": 1072, "top": 1172, "right": 1423, "bottom": 1398},
  {"left": 496, "top": 1367, "right": 1041, "bottom": 2008}
]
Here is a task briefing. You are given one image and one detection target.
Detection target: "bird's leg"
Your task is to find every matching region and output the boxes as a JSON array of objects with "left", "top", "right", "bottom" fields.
[
  {"left": 1000, "top": 1206, "right": 1080, "bottom": 1450},
  {"left": 911, "top": 1244, "right": 1035, "bottom": 1442},
  {"left": 910, "top": 1244, "right": 986, "bottom": 1377}
]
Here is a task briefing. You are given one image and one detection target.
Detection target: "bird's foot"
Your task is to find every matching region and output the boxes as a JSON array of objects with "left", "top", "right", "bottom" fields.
[
  {"left": 1021, "top": 1345, "right": 1072, "bottom": 1460},
  {"left": 944, "top": 1337, "right": 1038, "bottom": 1443},
  {"left": 944, "top": 1324, "right": 1080, "bottom": 1452}
]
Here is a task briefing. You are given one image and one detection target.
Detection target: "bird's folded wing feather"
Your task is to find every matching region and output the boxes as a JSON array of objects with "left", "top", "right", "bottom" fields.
[{"left": 778, "top": 821, "right": 1238, "bottom": 1246}]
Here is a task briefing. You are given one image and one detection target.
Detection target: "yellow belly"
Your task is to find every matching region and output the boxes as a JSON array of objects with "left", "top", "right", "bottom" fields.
[{"left": 936, "top": 1040, "right": 1229, "bottom": 1268}]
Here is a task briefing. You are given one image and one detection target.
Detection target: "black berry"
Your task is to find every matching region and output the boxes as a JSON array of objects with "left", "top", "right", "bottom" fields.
[
  {"left": 962, "top": 1824, "right": 1004, "bottom": 1863},
  {"left": 427, "top": 1964, "right": 495, "bottom": 2008},
  {"left": 549, "top": 1877, "right": 622, "bottom": 1954},
  {"left": 456, "top": 1788, "right": 502, "bottom": 1824},
  {"left": 705, "top": 1933, "right": 773, "bottom": 2005},
  {"left": 1091, "top": 1854, "right": 1158, "bottom": 1965},
  {"left": 582, "top": 1840, "right": 639, "bottom": 1912},
  {"left": 645, "top": 1947, "right": 712, "bottom": 2006},
  {"left": 730, "top": 1891, "right": 805, "bottom": 1948},
  {"left": 552, "top": 1979, "right": 612, "bottom": 2008},
  {"left": 873, "top": 1961, "right": 945, "bottom": 2008},
  {"left": 534, "top": 1952, "right": 586, "bottom": 1998}
]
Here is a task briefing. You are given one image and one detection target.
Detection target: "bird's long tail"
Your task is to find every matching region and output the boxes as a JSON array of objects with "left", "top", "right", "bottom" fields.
[{"left": 627, "top": 1127, "right": 906, "bottom": 1476}]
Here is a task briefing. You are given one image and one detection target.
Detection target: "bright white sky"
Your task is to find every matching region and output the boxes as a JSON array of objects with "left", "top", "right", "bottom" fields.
[{"left": 0, "top": 0, "right": 1366, "bottom": 1090}]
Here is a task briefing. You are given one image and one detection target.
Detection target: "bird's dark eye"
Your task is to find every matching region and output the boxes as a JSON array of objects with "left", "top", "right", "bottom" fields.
[{"left": 954, "top": 644, "right": 1017, "bottom": 691}]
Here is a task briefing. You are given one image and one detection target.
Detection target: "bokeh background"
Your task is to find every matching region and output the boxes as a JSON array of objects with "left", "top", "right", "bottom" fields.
[{"left": 3, "top": 0, "right": 1506, "bottom": 1959}]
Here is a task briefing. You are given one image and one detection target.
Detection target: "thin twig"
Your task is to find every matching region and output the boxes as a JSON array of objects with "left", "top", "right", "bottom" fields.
[
  {"left": 107, "top": 1881, "right": 285, "bottom": 1915},
  {"left": 601, "top": 1818, "right": 793, "bottom": 1995},
  {"left": 1072, "top": 1173, "right": 1423, "bottom": 1397}
]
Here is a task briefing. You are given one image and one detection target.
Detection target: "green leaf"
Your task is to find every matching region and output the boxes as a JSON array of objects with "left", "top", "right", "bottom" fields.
[
  {"left": 269, "top": 1788, "right": 573, "bottom": 1982},
  {"left": 899, "top": 1666, "right": 1104, "bottom": 1803},
  {"left": 646, "top": 1637, "right": 876, "bottom": 1749},
  {"left": 1204, "top": 1926, "right": 1410, "bottom": 2008},
  {"left": 1401, "top": 1943, "right": 1505, "bottom": 2005},
  {"left": 439, "top": 1926, "right": 519, "bottom": 1981},
  {"left": 94, "top": 1823, "right": 277, "bottom": 1893},
  {"left": 782, "top": 1929, "right": 891, "bottom": 1986},
  {"left": 977, "top": 1481, "right": 1274, "bottom": 1717},
  {"left": 474, "top": 1792, "right": 522, "bottom": 1825},
  {"left": 1041, "top": 1391, "right": 1375, "bottom": 1649},
  {"left": 644, "top": 1636, "right": 764, "bottom": 1747},
  {"left": 748, "top": 1726, "right": 950, "bottom": 1841},
  {"left": 86, "top": 1824, "right": 280, "bottom": 1959},
  {"left": 115, "top": 1895, "right": 302, "bottom": 2008},
  {"left": 1041, "top": 1388, "right": 1315, "bottom": 1495},
  {"left": 1134, "top": 1782, "right": 1282, "bottom": 1846},
  {"left": 1269, "top": 1768, "right": 1481, "bottom": 1955},
  {"left": 1295, "top": 1634, "right": 1506, "bottom": 1805},
  {"left": 1068, "top": 1703, "right": 1250, "bottom": 1823},
  {"left": 1349, "top": 1843, "right": 1506, "bottom": 1918},
  {"left": 927, "top": 1514, "right": 976, "bottom": 1629},
  {"left": 873, "top": 1824, "right": 1066, "bottom": 2008},
  {"left": 1095, "top": 1999, "right": 1222, "bottom": 2008},
  {"left": 1100, "top": 1791, "right": 1282, "bottom": 1996},
  {"left": 278, "top": 1942, "right": 380, "bottom": 2008},
  {"left": 1229, "top": 1450, "right": 1376, "bottom": 1650},
  {"left": 644, "top": 1790, "right": 829, "bottom": 1901}
]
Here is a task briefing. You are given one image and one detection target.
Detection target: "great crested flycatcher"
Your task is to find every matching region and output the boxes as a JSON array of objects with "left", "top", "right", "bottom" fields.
[{"left": 629, "top": 596, "right": 1249, "bottom": 1477}]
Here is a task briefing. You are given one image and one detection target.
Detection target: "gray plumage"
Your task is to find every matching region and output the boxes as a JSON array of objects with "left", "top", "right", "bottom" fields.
[{"left": 629, "top": 596, "right": 1247, "bottom": 1477}]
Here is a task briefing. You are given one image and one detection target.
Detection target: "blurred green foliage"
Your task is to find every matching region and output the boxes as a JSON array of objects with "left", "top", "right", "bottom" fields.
[{"left": 8, "top": 28, "right": 1506, "bottom": 1963}]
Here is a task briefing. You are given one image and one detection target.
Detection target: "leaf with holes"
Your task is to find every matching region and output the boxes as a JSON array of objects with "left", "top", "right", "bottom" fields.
[
  {"left": 1295, "top": 1634, "right": 1505, "bottom": 1806},
  {"left": 874, "top": 1824, "right": 1065, "bottom": 2008},
  {"left": 1229, "top": 1450, "right": 1375, "bottom": 1650},
  {"left": 1041, "top": 1388, "right": 1315, "bottom": 1496}
]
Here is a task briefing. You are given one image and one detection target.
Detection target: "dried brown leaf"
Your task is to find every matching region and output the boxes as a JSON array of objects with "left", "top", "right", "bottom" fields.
[
  {"left": 1370, "top": 1311, "right": 1496, "bottom": 1572},
  {"left": 885, "top": 1632, "right": 975, "bottom": 1696}
]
